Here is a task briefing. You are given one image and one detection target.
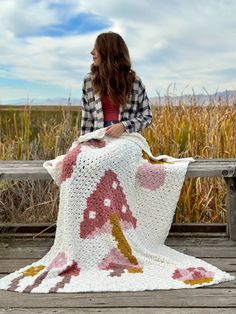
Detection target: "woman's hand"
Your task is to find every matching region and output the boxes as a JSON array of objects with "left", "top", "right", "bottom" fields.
[{"left": 105, "top": 123, "right": 125, "bottom": 137}]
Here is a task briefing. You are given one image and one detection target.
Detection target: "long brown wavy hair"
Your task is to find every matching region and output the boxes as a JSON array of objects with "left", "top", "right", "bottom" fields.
[{"left": 91, "top": 32, "right": 136, "bottom": 108}]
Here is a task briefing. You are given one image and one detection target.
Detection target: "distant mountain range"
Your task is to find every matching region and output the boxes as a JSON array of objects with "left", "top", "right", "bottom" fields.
[
  {"left": 1, "top": 90, "right": 235, "bottom": 106},
  {"left": 0, "top": 97, "right": 78, "bottom": 106},
  {"left": 152, "top": 90, "right": 236, "bottom": 106}
]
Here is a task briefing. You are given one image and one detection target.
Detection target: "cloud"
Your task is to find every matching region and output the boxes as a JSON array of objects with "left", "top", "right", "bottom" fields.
[
  {"left": 0, "top": 0, "right": 236, "bottom": 101},
  {"left": 0, "top": 0, "right": 58, "bottom": 35},
  {"left": 76, "top": 0, "right": 236, "bottom": 94}
]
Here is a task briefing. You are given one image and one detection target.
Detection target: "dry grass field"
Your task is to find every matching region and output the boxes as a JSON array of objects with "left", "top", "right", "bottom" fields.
[{"left": 0, "top": 97, "right": 235, "bottom": 224}]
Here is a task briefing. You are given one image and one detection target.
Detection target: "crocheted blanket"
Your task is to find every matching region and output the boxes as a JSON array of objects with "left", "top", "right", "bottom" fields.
[{"left": 0, "top": 130, "right": 234, "bottom": 293}]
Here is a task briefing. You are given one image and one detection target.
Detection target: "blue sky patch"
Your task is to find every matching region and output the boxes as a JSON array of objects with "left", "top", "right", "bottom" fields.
[{"left": 21, "top": 12, "right": 111, "bottom": 37}]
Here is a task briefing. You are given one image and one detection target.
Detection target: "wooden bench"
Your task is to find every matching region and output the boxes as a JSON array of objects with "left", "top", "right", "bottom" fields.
[
  {"left": 0, "top": 159, "right": 236, "bottom": 312},
  {"left": 0, "top": 159, "right": 236, "bottom": 240}
]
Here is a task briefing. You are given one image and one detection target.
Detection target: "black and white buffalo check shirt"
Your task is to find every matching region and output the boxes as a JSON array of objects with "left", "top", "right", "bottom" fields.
[{"left": 80, "top": 73, "right": 153, "bottom": 135}]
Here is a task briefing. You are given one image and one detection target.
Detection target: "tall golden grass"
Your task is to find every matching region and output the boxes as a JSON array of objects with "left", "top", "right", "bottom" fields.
[
  {"left": 0, "top": 98, "right": 235, "bottom": 224},
  {"left": 143, "top": 100, "right": 236, "bottom": 223}
]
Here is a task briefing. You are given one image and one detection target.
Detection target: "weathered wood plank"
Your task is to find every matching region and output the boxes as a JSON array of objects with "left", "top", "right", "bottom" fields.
[
  {"left": 0, "top": 247, "right": 49, "bottom": 259},
  {"left": 0, "top": 289, "right": 236, "bottom": 308},
  {"left": 165, "top": 237, "right": 236, "bottom": 246},
  {"left": 170, "top": 223, "right": 227, "bottom": 233},
  {"left": 0, "top": 233, "right": 56, "bottom": 239},
  {"left": 0, "top": 309, "right": 236, "bottom": 314},
  {"left": 0, "top": 223, "right": 57, "bottom": 235},
  {"left": 0, "top": 258, "right": 236, "bottom": 273},
  {"left": 0, "top": 222, "right": 228, "bottom": 236},
  {"left": 0, "top": 245, "right": 235, "bottom": 259},
  {"left": 0, "top": 158, "right": 235, "bottom": 164},
  {"left": 0, "top": 238, "right": 54, "bottom": 248},
  {"left": 168, "top": 232, "right": 228, "bottom": 238},
  {"left": 1, "top": 236, "right": 235, "bottom": 248},
  {"left": 173, "top": 246, "right": 236, "bottom": 258},
  {"left": 187, "top": 161, "right": 236, "bottom": 177},
  {"left": 0, "top": 169, "right": 51, "bottom": 180},
  {"left": 0, "top": 232, "right": 229, "bottom": 239},
  {"left": 0, "top": 161, "right": 45, "bottom": 165},
  {"left": 0, "top": 159, "right": 236, "bottom": 180},
  {"left": 225, "top": 177, "right": 236, "bottom": 241}
]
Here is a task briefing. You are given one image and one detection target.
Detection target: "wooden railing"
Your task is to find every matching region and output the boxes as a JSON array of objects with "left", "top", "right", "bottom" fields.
[{"left": 0, "top": 159, "right": 236, "bottom": 240}]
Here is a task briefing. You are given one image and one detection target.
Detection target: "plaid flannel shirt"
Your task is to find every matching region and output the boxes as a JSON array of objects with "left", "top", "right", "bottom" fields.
[{"left": 80, "top": 73, "right": 152, "bottom": 135}]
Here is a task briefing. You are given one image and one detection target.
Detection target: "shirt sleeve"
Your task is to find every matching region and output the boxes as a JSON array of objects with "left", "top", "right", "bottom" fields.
[
  {"left": 80, "top": 78, "right": 94, "bottom": 135},
  {"left": 121, "top": 78, "right": 153, "bottom": 133}
]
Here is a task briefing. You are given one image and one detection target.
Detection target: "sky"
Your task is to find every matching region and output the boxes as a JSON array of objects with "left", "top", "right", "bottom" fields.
[{"left": 0, "top": 0, "right": 236, "bottom": 104}]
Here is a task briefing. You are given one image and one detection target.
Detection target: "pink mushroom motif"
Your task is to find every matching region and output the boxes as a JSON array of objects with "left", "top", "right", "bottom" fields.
[
  {"left": 98, "top": 248, "right": 143, "bottom": 277},
  {"left": 80, "top": 169, "right": 143, "bottom": 276},
  {"left": 172, "top": 266, "right": 214, "bottom": 286}
]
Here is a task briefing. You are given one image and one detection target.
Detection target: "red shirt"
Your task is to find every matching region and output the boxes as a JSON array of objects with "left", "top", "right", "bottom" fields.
[{"left": 101, "top": 95, "right": 119, "bottom": 122}]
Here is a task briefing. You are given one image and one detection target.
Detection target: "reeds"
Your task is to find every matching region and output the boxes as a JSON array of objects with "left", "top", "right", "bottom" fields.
[
  {"left": 143, "top": 98, "right": 236, "bottom": 223},
  {"left": 0, "top": 97, "right": 235, "bottom": 224}
]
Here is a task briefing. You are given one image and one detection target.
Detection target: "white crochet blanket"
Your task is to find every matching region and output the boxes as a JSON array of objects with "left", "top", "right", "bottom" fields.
[{"left": 0, "top": 130, "right": 234, "bottom": 293}]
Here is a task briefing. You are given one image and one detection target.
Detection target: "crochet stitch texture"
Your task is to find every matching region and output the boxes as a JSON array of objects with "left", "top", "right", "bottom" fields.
[{"left": 0, "top": 130, "right": 234, "bottom": 293}]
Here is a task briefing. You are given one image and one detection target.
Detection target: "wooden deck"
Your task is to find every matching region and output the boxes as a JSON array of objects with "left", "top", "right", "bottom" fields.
[{"left": 0, "top": 235, "right": 235, "bottom": 313}]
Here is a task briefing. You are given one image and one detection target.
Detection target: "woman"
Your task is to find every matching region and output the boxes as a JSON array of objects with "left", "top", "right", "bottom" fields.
[{"left": 80, "top": 31, "right": 153, "bottom": 137}]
